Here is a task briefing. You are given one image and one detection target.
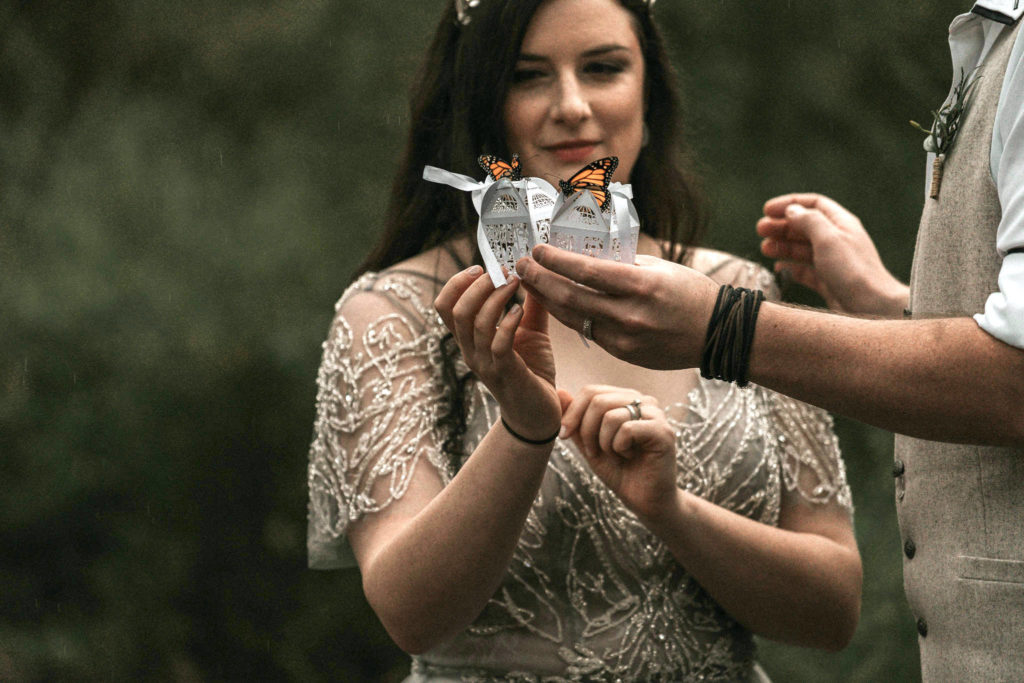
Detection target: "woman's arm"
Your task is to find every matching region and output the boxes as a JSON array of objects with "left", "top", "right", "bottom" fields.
[
  {"left": 561, "top": 386, "right": 862, "bottom": 652},
  {"left": 349, "top": 267, "right": 564, "bottom": 654},
  {"left": 350, "top": 419, "right": 554, "bottom": 654},
  {"left": 644, "top": 484, "right": 861, "bottom": 651}
]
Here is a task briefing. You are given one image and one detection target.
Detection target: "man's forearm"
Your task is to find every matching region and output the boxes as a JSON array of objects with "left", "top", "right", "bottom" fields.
[{"left": 750, "top": 304, "right": 1024, "bottom": 446}]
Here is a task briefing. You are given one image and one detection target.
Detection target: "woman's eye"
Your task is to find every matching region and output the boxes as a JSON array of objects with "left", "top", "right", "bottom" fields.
[
  {"left": 512, "top": 68, "right": 546, "bottom": 84},
  {"left": 585, "top": 61, "right": 625, "bottom": 76}
]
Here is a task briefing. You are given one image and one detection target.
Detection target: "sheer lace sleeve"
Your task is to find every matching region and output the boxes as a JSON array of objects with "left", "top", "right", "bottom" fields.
[
  {"left": 767, "top": 392, "right": 853, "bottom": 513},
  {"left": 306, "top": 272, "right": 453, "bottom": 569},
  {"left": 696, "top": 249, "right": 853, "bottom": 513}
]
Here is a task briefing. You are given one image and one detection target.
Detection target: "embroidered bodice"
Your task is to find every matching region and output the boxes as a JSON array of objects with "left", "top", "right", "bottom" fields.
[{"left": 307, "top": 257, "right": 852, "bottom": 682}]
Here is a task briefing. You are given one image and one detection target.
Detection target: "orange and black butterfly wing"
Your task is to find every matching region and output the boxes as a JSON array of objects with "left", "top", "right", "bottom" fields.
[
  {"left": 558, "top": 156, "right": 618, "bottom": 211},
  {"left": 479, "top": 153, "right": 522, "bottom": 181}
]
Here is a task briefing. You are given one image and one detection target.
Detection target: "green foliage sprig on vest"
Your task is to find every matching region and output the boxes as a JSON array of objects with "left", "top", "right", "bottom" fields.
[
  {"left": 911, "top": 66, "right": 981, "bottom": 197},
  {"left": 910, "top": 66, "right": 982, "bottom": 155}
]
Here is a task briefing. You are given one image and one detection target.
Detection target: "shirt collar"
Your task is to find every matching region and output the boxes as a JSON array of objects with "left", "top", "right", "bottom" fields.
[{"left": 972, "top": 0, "right": 1024, "bottom": 25}]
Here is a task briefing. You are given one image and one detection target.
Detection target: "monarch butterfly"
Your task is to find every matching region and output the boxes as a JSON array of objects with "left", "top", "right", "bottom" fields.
[
  {"left": 479, "top": 153, "right": 522, "bottom": 182},
  {"left": 558, "top": 156, "right": 619, "bottom": 211}
]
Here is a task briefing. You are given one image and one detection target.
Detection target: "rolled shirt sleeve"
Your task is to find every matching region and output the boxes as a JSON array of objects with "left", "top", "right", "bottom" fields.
[{"left": 975, "top": 21, "right": 1024, "bottom": 349}]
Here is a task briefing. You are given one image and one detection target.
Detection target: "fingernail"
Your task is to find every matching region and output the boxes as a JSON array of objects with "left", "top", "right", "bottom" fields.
[
  {"left": 506, "top": 272, "right": 519, "bottom": 285},
  {"left": 558, "top": 425, "right": 567, "bottom": 439},
  {"left": 509, "top": 303, "right": 522, "bottom": 316},
  {"left": 517, "top": 259, "right": 531, "bottom": 278},
  {"left": 785, "top": 204, "right": 806, "bottom": 217},
  {"left": 466, "top": 265, "right": 483, "bottom": 276},
  {"left": 532, "top": 244, "right": 548, "bottom": 262}
]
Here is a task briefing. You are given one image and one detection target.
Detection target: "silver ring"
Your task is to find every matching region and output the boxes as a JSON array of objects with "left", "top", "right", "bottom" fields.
[
  {"left": 582, "top": 317, "right": 594, "bottom": 340},
  {"left": 625, "top": 398, "right": 643, "bottom": 421}
]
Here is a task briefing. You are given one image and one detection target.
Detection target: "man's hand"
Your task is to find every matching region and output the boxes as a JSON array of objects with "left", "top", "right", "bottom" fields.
[
  {"left": 758, "top": 193, "right": 909, "bottom": 317},
  {"left": 516, "top": 245, "right": 719, "bottom": 370}
]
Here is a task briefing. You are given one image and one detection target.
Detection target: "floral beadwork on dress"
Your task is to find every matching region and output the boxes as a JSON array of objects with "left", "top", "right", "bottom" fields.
[{"left": 307, "top": 257, "right": 852, "bottom": 682}]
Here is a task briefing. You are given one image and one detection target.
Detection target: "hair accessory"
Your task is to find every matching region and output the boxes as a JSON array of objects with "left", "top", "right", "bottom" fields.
[
  {"left": 455, "top": 0, "right": 654, "bottom": 25},
  {"left": 501, "top": 416, "right": 560, "bottom": 445},
  {"left": 454, "top": 0, "right": 480, "bottom": 25}
]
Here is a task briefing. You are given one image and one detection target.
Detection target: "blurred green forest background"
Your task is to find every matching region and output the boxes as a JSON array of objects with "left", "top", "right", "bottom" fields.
[{"left": 1, "top": 0, "right": 968, "bottom": 680}]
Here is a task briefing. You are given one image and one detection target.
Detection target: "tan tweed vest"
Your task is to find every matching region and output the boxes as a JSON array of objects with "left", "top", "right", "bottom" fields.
[{"left": 895, "top": 19, "right": 1024, "bottom": 682}]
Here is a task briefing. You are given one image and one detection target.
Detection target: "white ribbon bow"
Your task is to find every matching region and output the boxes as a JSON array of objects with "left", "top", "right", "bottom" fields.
[{"left": 423, "top": 166, "right": 555, "bottom": 287}]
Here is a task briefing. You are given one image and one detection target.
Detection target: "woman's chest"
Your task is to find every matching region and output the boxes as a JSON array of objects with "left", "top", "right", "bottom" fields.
[
  {"left": 547, "top": 317, "right": 699, "bottom": 405},
  {"left": 465, "top": 376, "right": 782, "bottom": 534}
]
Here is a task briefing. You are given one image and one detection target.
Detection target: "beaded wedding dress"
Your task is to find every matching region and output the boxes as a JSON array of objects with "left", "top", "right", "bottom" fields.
[{"left": 307, "top": 253, "right": 852, "bottom": 682}]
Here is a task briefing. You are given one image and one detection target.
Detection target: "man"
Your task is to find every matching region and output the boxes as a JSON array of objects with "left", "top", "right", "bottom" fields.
[{"left": 516, "top": 1, "right": 1024, "bottom": 679}]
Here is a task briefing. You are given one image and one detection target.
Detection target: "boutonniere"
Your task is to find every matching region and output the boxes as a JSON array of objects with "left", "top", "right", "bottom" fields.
[{"left": 910, "top": 67, "right": 981, "bottom": 199}]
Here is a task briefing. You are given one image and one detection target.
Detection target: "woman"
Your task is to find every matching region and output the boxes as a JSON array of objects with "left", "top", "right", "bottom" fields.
[{"left": 307, "top": 0, "right": 862, "bottom": 680}]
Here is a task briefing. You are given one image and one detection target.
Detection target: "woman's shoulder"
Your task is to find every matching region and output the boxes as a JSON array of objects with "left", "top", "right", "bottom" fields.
[
  {"left": 684, "top": 246, "right": 779, "bottom": 297},
  {"left": 332, "top": 245, "right": 466, "bottom": 333}
]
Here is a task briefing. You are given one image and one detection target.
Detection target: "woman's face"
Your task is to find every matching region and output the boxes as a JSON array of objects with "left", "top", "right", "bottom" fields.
[{"left": 504, "top": 0, "right": 646, "bottom": 185}]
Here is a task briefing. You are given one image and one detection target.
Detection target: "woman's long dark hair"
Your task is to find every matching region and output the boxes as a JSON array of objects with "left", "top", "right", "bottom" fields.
[{"left": 356, "top": 0, "right": 708, "bottom": 468}]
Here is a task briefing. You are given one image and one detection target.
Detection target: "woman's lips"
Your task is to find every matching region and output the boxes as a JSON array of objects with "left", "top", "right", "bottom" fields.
[{"left": 547, "top": 142, "right": 598, "bottom": 164}]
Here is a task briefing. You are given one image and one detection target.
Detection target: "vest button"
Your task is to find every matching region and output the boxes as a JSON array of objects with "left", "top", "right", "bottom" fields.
[
  {"left": 917, "top": 617, "right": 928, "bottom": 637},
  {"left": 904, "top": 539, "right": 916, "bottom": 559},
  {"left": 892, "top": 459, "right": 905, "bottom": 477}
]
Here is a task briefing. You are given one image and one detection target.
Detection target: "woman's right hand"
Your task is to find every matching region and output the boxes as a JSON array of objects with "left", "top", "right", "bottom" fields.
[
  {"left": 561, "top": 385, "right": 679, "bottom": 524},
  {"left": 434, "top": 266, "right": 562, "bottom": 442}
]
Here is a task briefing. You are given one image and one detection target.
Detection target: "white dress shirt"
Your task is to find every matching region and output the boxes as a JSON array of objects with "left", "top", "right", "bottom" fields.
[{"left": 945, "top": 2, "right": 1024, "bottom": 348}]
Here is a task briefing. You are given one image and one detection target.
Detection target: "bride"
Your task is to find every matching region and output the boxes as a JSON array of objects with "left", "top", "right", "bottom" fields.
[{"left": 307, "top": 0, "right": 862, "bottom": 680}]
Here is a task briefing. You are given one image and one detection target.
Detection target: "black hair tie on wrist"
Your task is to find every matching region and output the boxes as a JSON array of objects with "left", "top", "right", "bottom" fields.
[
  {"left": 700, "top": 285, "right": 765, "bottom": 387},
  {"left": 501, "top": 416, "right": 560, "bottom": 445}
]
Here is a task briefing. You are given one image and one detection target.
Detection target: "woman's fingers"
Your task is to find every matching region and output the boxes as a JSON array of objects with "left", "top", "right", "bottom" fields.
[
  {"left": 436, "top": 267, "right": 530, "bottom": 381},
  {"left": 598, "top": 406, "right": 632, "bottom": 456},
  {"left": 579, "top": 395, "right": 611, "bottom": 458},
  {"left": 434, "top": 265, "right": 485, "bottom": 332},
  {"left": 451, "top": 269, "right": 508, "bottom": 354},
  {"left": 579, "top": 390, "right": 642, "bottom": 459},
  {"left": 560, "top": 384, "right": 620, "bottom": 438},
  {"left": 610, "top": 415, "right": 671, "bottom": 457},
  {"left": 491, "top": 301, "right": 523, "bottom": 359},
  {"left": 610, "top": 419, "right": 638, "bottom": 454},
  {"left": 474, "top": 275, "right": 520, "bottom": 355},
  {"left": 603, "top": 398, "right": 665, "bottom": 456}
]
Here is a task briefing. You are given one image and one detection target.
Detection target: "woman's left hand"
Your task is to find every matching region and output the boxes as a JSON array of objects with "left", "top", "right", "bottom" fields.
[
  {"left": 434, "top": 266, "right": 562, "bottom": 442},
  {"left": 561, "top": 385, "right": 679, "bottom": 522}
]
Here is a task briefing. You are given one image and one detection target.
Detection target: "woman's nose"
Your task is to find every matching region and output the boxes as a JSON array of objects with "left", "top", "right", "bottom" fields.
[{"left": 552, "top": 76, "right": 591, "bottom": 125}]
